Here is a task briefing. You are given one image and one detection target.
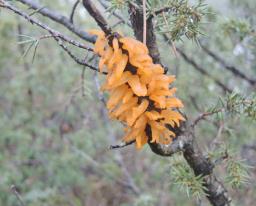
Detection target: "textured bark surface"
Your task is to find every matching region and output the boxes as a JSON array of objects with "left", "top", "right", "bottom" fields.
[
  {"left": 83, "top": 0, "right": 112, "bottom": 35},
  {"left": 183, "top": 139, "right": 231, "bottom": 206},
  {"left": 128, "top": 2, "right": 231, "bottom": 206},
  {"left": 128, "top": 2, "right": 161, "bottom": 64}
]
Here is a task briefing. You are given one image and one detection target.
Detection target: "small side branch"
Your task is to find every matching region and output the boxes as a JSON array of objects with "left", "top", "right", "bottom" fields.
[
  {"left": 192, "top": 109, "right": 224, "bottom": 128},
  {"left": 128, "top": 1, "right": 161, "bottom": 64},
  {"left": 17, "top": 0, "right": 96, "bottom": 43},
  {"left": 176, "top": 47, "right": 232, "bottom": 93},
  {"left": 2, "top": 1, "right": 92, "bottom": 51},
  {"left": 54, "top": 38, "right": 103, "bottom": 73},
  {"left": 109, "top": 140, "right": 136, "bottom": 150},
  {"left": 98, "top": 0, "right": 132, "bottom": 27},
  {"left": 10, "top": 185, "right": 25, "bottom": 206},
  {"left": 69, "top": 0, "right": 80, "bottom": 24},
  {"left": 148, "top": 134, "right": 191, "bottom": 156},
  {"left": 142, "top": 0, "right": 147, "bottom": 44},
  {"left": 200, "top": 44, "right": 256, "bottom": 86},
  {"left": 1, "top": 1, "right": 101, "bottom": 73}
]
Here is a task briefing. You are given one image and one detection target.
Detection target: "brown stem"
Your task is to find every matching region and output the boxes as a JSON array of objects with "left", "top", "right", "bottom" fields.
[
  {"left": 69, "top": 0, "right": 80, "bottom": 24},
  {"left": 200, "top": 43, "right": 256, "bottom": 86},
  {"left": 128, "top": 1, "right": 161, "bottom": 64},
  {"left": 176, "top": 47, "right": 232, "bottom": 93},
  {"left": 1, "top": 1, "right": 100, "bottom": 73},
  {"left": 82, "top": 0, "right": 112, "bottom": 36},
  {"left": 129, "top": 1, "right": 231, "bottom": 205},
  {"left": 17, "top": 0, "right": 96, "bottom": 43}
]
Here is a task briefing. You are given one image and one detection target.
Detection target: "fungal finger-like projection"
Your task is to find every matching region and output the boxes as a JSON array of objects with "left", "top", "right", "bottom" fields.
[{"left": 90, "top": 30, "right": 185, "bottom": 149}]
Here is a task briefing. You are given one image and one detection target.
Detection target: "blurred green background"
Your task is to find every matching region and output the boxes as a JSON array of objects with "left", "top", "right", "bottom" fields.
[{"left": 0, "top": 0, "right": 255, "bottom": 205}]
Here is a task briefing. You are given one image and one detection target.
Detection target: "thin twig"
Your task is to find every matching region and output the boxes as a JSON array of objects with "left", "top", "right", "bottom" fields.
[
  {"left": 142, "top": 0, "right": 147, "bottom": 44},
  {"left": 81, "top": 67, "right": 86, "bottom": 97},
  {"left": 161, "top": 12, "right": 178, "bottom": 57},
  {"left": 17, "top": 0, "right": 96, "bottom": 43},
  {"left": 98, "top": 0, "right": 132, "bottom": 27},
  {"left": 1, "top": 1, "right": 103, "bottom": 73},
  {"left": 93, "top": 72, "right": 107, "bottom": 105},
  {"left": 28, "top": 6, "right": 45, "bottom": 16},
  {"left": 83, "top": 0, "right": 112, "bottom": 36},
  {"left": 175, "top": 46, "right": 232, "bottom": 93},
  {"left": 109, "top": 140, "right": 136, "bottom": 149},
  {"left": 192, "top": 108, "right": 224, "bottom": 128},
  {"left": 69, "top": 0, "right": 80, "bottom": 24},
  {"left": 54, "top": 37, "right": 102, "bottom": 73},
  {"left": 200, "top": 43, "right": 256, "bottom": 86},
  {"left": 150, "top": 6, "right": 176, "bottom": 17},
  {"left": 1, "top": 1, "right": 92, "bottom": 51},
  {"left": 10, "top": 185, "right": 25, "bottom": 206}
]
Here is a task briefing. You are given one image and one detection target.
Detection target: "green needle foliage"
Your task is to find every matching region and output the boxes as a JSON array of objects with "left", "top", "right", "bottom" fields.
[
  {"left": 1, "top": 0, "right": 256, "bottom": 205},
  {"left": 169, "top": 156, "right": 207, "bottom": 199},
  {"left": 226, "top": 158, "right": 251, "bottom": 189}
]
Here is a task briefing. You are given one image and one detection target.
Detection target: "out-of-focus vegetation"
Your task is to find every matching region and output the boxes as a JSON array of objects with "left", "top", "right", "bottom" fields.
[{"left": 0, "top": 0, "right": 255, "bottom": 205}]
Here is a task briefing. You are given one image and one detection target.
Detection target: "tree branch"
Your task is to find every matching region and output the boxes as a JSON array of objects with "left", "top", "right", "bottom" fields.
[
  {"left": 10, "top": 185, "right": 25, "bottom": 206},
  {"left": 192, "top": 109, "right": 224, "bottom": 128},
  {"left": 69, "top": 0, "right": 80, "bottom": 24},
  {"left": 109, "top": 140, "right": 136, "bottom": 150},
  {"left": 129, "top": 1, "right": 161, "bottom": 64},
  {"left": 17, "top": 0, "right": 96, "bottom": 43},
  {"left": 82, "top": 0, "right": 112, "bottom": 36},
  {"left": 200, "top": 43, "right": 256, "bottom": 86},
  {"left": 0, "top": 1, "right": 101, "bottom": 73},
  {"left": 175, "top": 47, "right": 232, "bottom": 93},
  {"left": 128, "top": 1, "right": 231, "bottom": 205},
  {"left": 54, "top": 37, "right": 104, "bottom": 73},
  {"left": 98, "top": 0, "right": 132, "bottom": 27}
]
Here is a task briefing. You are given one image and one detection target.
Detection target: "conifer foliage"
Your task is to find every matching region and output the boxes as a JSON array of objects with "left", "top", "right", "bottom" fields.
[{"left": 90, "top": 30, "right": 185, "bottom": 149}]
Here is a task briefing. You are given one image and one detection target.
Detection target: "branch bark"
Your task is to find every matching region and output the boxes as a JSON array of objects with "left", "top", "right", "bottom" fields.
[
  {"left": 200, "top": 43, "right": 256, "bottom": 86},
  {"left": 0, "top": 1, "right": 100, "bottom": 73},
  {"left": 17, "top": 0, "right": 96, "bottom": 43},
  {"left": 82, "top": 0, "right": 112, "bottom": 36},
  {"left": 69, "top": 0, "right": 80, "bottom": 24},
  {"left": 128, "top": 1, "right": 231, "bottom": 205},
  {"left": 128, "top": 1, "right": 161, "bottom": 64},
  {"left": 2, "top": 0, "right": 232, "bottom": 205},
  {"left": 176, "top": 47, "right": 232, "bottom": 93}
]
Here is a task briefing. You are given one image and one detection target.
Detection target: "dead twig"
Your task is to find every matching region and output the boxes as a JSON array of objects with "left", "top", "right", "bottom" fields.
[
  {"left": 109, "top": 140, "right": 136, "bottom": 149},
  {"left": 10, "top": 185, "right": 25, "bottom": 206},
  {"left": 200, "top": 43, "right": 256, "bottom": 86},
  {"left": 69, "top": 0, "right": 80, "bottom": 24},
  {"left": 192, "top": 108, "right": 224, "bottom": 128},
  {"left": 17, "top": 0, "right": 96, "bottom": 43},
  {"left": 0, "top": 1, "right": 102, "bottom": 73},
  {"left": 83, "top": 0, "right": 112, "bottom": 36},
  {"left": 142, "top": 0, "right": 147, "bottom": 44},
  {"left": 161, "top": 12, "right": 178, "bottom": 57}
]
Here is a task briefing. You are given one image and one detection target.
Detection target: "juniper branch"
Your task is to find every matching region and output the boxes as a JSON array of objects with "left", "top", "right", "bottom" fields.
[
  {"left": 129, "top": 1, "right": 231, "bottom": 205},
  {"left": 82, "top": 0, "right": 112, "bottom": 36},
  {"left": 0, "top": 1, "right": 101, "bottom": 72},
  {"left": 17, "top": 0, "right": 96, "bottom": 43}
]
